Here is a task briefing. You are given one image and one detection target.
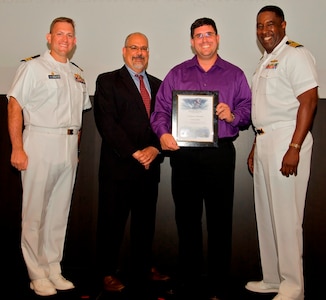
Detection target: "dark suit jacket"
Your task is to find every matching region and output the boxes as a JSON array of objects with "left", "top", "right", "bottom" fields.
[{"left": 94, "top": 65, "right": 163, "bottom": 182}]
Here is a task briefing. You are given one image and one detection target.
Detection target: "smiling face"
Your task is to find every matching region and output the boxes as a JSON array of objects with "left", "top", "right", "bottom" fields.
[
  {"left": 191, "top": 25, "right": 219, "bottom": 62},
  {"left": 46, "top": 21, "right": 76, "bottom": 62},
  {"left": 256, "top": 11, "right": 286, "bottom": 53},
  {"left": 122, "top": 33, "right": 149, "bottom": 73}
]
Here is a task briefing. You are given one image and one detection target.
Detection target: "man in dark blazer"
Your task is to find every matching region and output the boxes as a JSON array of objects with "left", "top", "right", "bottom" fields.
[{"left": 93, "top": 32, "right": 163, "bottom": 299}]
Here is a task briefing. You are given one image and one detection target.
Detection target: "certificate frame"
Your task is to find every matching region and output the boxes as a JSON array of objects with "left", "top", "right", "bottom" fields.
[{"left": 172, "top": 90, "right": 219, "bottom": 147}]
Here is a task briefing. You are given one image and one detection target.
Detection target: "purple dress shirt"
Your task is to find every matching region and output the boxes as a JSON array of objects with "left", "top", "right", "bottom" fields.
[{"left": 150, "top": 55, "right": 251, "bottom": 139}]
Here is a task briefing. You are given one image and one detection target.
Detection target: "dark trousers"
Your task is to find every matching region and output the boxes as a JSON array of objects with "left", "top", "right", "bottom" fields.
[
  {"left": 170, "top": 142, "right": 235, "bottom": 293},
  {"left": 96, "top": 175, "right": 158, "bottom": 289}
]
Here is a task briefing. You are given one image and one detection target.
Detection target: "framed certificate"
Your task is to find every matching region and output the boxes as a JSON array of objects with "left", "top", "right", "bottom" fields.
[{"left": 172, "top": 90, "right": 219, "bottom": 147}]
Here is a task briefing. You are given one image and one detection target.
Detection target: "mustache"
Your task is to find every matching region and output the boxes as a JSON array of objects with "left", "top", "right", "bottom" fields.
[{"left": 132, "top": 55, "right": 145, "bottom": 59}]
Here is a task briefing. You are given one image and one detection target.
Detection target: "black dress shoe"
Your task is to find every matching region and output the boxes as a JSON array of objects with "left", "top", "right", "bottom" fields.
[
  {"left": 208, "top": 296, "right": 221, "bottom": 300},
  {"left": 103, "top": 275, "right": 125, "bottom": 292},
  {"left": 150, "top": 267, "right": 170, "bottom": 281},
  {"left": 127, "top": 286, "right": 153, "bottom": 300}
]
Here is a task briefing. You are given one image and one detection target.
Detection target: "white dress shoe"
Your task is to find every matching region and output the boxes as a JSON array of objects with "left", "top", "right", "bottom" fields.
[
  {"left": 272, "top": 294, "right": 303, "bottom": 300},
  {"left": 30, "top": 278, "right": 57, "bottom": 296},
  {"left": 49, "top": 274, "right": 75, "bottom": 290},
  {"left": 245, "top": 280, "right": 280, "bottom": 293}
]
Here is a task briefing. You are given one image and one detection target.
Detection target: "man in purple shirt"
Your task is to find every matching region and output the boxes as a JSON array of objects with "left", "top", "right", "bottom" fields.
[{"left": 150, "top": 17, "right": 251, "bottom": 300}]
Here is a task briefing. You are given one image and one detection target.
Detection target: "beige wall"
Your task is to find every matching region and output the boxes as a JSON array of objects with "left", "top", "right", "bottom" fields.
[{"left": 0, "top": 0, "right": 325, "bottom": 97}]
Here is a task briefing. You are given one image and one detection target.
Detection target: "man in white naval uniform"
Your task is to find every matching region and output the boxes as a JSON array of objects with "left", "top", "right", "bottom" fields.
[
  {"left": 7, "top": 17, "right": 91, "bottom": 296},
  {"left": 245, "top": 5, "right": 318, "bottom": 300}
]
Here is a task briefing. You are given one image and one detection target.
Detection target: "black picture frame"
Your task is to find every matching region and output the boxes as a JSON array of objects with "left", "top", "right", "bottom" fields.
[{"left": 172, "top": 90, "right": 219, "bottom": 147}]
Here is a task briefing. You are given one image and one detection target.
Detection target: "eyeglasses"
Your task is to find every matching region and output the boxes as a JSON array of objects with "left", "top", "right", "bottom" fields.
[
  {"left": 125, "top": 45, "right": 149, "bottom": 52},
  {"left": 193, "top": 32, "right": 216, "bottom": 39}
]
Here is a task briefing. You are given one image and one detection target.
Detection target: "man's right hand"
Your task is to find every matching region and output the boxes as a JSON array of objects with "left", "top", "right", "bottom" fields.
[
  {"left": 11, "top": 149, "right": 28, "bottom": 171},
  {"left": 160, "top": 133, "right": 180, "bottom": 151}
]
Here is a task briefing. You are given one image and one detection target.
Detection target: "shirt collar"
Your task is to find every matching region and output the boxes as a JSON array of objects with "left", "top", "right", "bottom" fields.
[
  {"left": 263, "top": 35, "right": 288, "bottom": 58},
  {"left": 187, "top": 55, "right": 225, "bottom": 72},
  {"left": 125, "top": 64, "right": 146, "bottom": 78}
]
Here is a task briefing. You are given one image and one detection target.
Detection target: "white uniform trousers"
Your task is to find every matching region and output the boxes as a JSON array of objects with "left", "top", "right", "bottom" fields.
[
  {"left": 21, "top": 127, "right": 78, "bottom": 280},
  {"left": 253, "top": 123, "right": 312, "bottom": 300}
]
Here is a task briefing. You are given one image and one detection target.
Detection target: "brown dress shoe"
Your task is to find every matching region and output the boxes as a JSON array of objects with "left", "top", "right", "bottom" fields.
[
  {"left": 103, "top": 275, "right": 125, "bottom": 292},
  {"left": 150, "top": 267, "right": 170, "bottom": 281}
]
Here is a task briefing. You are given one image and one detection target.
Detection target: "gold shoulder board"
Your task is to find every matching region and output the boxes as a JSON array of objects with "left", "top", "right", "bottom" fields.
[
  {"left": 286, "top": 40, "right": 303, "bottom": 48},
  {"left": 20, "top": 54, "right": 40, "bottom": 62},
  {"left": 70, "top": 61, "right": 83, "bottom": 72}
]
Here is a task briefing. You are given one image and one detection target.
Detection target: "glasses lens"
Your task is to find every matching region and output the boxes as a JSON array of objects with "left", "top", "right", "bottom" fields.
[
  {"left": 127, "top": 45, "right": 148, "bottom": 51},
  {"left": 194, "top": 32, "right": 215, "bottom": 39}
]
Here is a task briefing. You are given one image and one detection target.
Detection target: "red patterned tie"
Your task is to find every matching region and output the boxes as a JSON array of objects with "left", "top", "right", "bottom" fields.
[{"left": 136, "top": 74, "right": 151, "bottom": 117}]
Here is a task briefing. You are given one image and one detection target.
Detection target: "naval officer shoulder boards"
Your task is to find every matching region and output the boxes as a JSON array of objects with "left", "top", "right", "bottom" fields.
[
  {"left": 286, "top": 40, "right": 303, "bottom": 48},
  {"left": 70, "top": 61, "right": 83, "bottom": 72},
  {"left": 20, "top": 54, "right": 40, "bottom": 62},
  {"left": 20, "top": 55, "right": 84, "bottom": 73}
]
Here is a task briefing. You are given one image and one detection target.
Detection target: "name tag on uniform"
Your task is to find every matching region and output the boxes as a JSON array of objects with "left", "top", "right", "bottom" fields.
[{"left": 48, "top": 74, "right": 61, "bottom": 79}]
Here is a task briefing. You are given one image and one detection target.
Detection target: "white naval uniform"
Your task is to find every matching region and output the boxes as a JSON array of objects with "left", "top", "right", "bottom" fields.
[
  {"left": 7, "top": 50, "right": 91, "bottom": 280},
  {"left": 251, "top": 36, "right": 318, "bottom": 300}
]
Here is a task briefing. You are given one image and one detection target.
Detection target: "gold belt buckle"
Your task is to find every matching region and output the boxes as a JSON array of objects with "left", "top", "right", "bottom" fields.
[
  {"left": 254, "top": 127, "right": 265, "bottom": 135},
  {"left": 67, "top": 129, "right": 74, "bottom": 135}
]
